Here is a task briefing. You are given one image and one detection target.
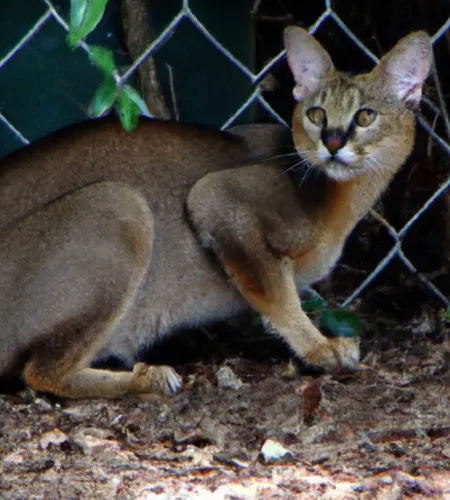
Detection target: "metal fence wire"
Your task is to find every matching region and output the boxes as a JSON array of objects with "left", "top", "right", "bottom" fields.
[{"left": 0, "top": 0, "right": 449, "bottom": 310}]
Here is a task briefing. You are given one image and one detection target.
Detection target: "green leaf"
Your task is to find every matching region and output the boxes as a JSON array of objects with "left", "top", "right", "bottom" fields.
[
  {"left": 250, "top": 314, "right": 263, "bottom": 327},
  {"left": 117, "top": 88, "right": 141, "bottom": 132},
  {"left": 69, "top": 0, "right": 87, "bottom": 37},
  {"left": 302, "top": 295, "right": 326, "bottom": 314},
  {"left": 320, "top": 308, "right": 360, "bottom": 338},
  {"left": 88, "top": 45, "right": 116, "bottom": 76},
  {"left": 120, "top": 84, "right": 150, "bottom": 116},
  {"left": 89, "top": 77, "right": 117, "bottom": 117},
  {"left": 68, "top": 0, "right": 109, "bottom": 48},
  {"left": 443, "top": 306, "right": 450, "bottom": 322}
]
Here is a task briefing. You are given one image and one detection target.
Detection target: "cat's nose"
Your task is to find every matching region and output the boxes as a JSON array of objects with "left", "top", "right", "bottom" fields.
[{"left": 323, "top": 136, "right": 343, "bottom": 155}]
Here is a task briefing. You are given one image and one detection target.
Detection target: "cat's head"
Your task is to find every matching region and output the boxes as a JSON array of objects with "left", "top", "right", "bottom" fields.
[{"left": 284, "top": 27, "right": 432, "bottom": 182}]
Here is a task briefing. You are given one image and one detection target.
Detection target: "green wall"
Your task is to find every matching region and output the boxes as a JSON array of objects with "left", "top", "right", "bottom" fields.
[{"left": 0, "top": 0, "right": 255, "bottom": 159}]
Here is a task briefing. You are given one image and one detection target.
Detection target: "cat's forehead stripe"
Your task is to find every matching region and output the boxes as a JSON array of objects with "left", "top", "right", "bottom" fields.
[{"left": 318, "top": 77, "right": 362, "bottom": 111}]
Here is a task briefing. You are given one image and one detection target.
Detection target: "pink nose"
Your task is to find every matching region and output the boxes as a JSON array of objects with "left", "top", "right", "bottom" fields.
[{"left": 324, "top": 137, "right": 342, "bottom": 155}]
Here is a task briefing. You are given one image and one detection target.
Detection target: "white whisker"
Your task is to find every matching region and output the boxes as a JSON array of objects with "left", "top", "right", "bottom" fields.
[
  {"left": 298, "top": 163, "right": 316, "bottom": 188},
  {"left": 364, "top": 156, "right": 384, "bottom": 177},
  {"left": 276, "top": 155, "right": 314, "bottom": 177},
  {"left": 262, "top": 151, "right": 300, "bottom": 163}
]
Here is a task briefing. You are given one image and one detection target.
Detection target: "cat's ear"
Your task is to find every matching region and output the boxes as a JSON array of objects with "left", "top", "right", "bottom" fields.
[
  {"left": 284, "top": 27, "right": 335, "bottom": 102},
  {"left": 376, "top": 31, "right": 432, "bottom": 107}
]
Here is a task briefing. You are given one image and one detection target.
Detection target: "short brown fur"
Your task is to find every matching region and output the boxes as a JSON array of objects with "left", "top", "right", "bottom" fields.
[{"left": 0, "top": 28, "right": 432, "bottom": 398}]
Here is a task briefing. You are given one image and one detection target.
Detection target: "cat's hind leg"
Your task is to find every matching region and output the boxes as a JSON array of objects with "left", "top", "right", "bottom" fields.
[{"left": 1, "top": 181, "right": 182, "bottom": 398}]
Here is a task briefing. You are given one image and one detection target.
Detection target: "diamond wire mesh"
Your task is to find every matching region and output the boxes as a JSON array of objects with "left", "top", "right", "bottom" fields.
[{"left": 0, "top": 0, "right": 449, "bottom": 309}]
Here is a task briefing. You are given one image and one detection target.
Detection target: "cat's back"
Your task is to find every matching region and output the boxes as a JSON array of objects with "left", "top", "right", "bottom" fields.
[{"left": 0, "top": 118, "right": 251, "bottom": 230}]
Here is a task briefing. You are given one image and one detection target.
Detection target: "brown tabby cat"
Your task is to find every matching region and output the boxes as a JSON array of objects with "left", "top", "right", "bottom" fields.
[{"left": 0, "top": 27, "right": 431, "bottom": 398}]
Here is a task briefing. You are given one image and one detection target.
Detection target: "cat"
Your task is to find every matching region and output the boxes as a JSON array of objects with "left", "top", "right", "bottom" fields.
[{"left": 0, "top": 27, "right": 431, "bottom": 398}]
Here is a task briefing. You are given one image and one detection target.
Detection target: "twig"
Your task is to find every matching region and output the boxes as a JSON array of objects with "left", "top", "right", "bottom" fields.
[
  {"left": 251, "top": 0, "right": 264, "bottom": 15},
  {"left": 166, "top": 63, "right": 179, "bottom": 122},
  {"left": 121, "top": 0, "right": 171, "bottom": 119}
]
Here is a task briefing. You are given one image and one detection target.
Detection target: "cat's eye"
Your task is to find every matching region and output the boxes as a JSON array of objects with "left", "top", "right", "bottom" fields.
[
  {"left": 354, "top": 108, "right": 378, "bottom": 127},
  {"left": 306, "top": 107, "right": 326, "bottom": 126}
]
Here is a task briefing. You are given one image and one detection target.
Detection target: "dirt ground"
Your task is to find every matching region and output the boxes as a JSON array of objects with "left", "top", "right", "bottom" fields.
[{"left": 1, "top": 314, "right": 449, "bottom": 499}]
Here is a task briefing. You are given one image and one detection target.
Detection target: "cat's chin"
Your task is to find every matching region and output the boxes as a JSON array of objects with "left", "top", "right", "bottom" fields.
[{"left": 321, "top": 160, "right": 366, "bottom": 182}]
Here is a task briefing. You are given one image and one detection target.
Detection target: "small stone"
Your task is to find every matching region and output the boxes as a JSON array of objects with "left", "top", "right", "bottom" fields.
[
  {"left": 281, "top": 360, "right": 298, "bottom": 379},
  {"left": 358, "top": 441, "right": 378, "bottom": 453},
  {"left": 410, "top": 313, "right": 435, "bottom": 335},
  {"left": 380, "top": 474, "right": 393, "bottom": 485},
  {"left": 34, "top": 398, "right": 53, "bottom": 412},
  {"left": 70, "top": 428, "right": 119, "bottom": 456},
  {"left": 385, "top": 484, "right": 403, "bottom": 500},
  {"left": 62, "top": 405, "right": 99, "bottom": 421},
  {"left": 39, "top": 429, "right": 69, "bottom": 450},
  {"left": 3, "top": 451, "right": 26, "bottom": 466},
  {"left": 385, "top": 442, "right": 406, "bottom": 457},
  {"left": 215, "top": 366, "right": 243, "bottom": 390},
  {"left": 395, "top": 470, "right": 416, "bottom": 487},
  {"left": 259, "top": 438, "right": 293, "bottom": 463},
  {"left": 18, "top": 387, "right": 37, "bottom": 403}
]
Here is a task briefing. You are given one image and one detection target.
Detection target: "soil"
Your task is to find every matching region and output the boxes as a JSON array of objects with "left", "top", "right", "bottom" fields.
[{"left": 1, "top": 314, "right": 449, "bottom": 499}]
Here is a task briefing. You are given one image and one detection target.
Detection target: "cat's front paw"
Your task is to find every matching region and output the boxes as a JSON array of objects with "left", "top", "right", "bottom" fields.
[
  {"left": 303, "top": 337, "right": 360, "bottom": 374},
  {"left": 329, "top": 336, "right": 361, "bottom": 372},
  {"left": 129, "top": 363, "right": 183, "bottom": 396},
  {"left": 303, "top": 341, "right": 341, "bottom": 373}
]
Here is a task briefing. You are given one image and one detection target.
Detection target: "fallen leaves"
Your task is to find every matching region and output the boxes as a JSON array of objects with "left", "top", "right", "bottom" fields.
[{"left": 1, "top": 338, "right": 449, "bottom": 498}]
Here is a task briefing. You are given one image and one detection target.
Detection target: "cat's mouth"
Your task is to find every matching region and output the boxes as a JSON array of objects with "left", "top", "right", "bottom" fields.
[
  {"left": 325, "top": 157, "right": 348, "bottom": 167},
  {"left": 295, "top": 151, "right": 366, "bottom": 182},
  {"left": 321, "top": 158, "right": 366, "bottom": 182}
]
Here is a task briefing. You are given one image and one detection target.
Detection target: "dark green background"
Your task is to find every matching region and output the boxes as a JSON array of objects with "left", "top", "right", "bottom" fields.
[{"left": 0, "top": 0, "right": 255, "bottom": 159}]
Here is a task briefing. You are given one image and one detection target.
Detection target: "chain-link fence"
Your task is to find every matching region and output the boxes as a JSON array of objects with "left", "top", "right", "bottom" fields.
[{"left": 1, "top": 0, "right": 449, "bottom": 311}]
